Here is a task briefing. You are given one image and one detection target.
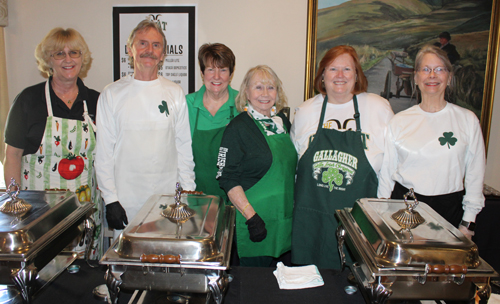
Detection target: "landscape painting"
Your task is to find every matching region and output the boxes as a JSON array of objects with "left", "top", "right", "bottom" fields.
[{"left": 305, "top": 0, "right": 499, "bottom": 145}]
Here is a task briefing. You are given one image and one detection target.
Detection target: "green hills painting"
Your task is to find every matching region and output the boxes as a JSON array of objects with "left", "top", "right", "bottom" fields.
[{"left": 316, "top": 0, "right": 493, "bottom": 117}]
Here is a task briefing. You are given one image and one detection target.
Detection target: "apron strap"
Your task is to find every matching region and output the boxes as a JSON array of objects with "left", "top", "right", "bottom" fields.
[
  {"left": 83, "top": 100, "right": 97, "bottom": 131},
  {"left": 316, "top": 95, "right": 329, "bottom": 136},
  {"left": 317, "top": 95, "right": 362, "bottom": 133},
  {"left": 45, "top": 80, "right": 54, "bottom": 116},
  {"left": 353, "top": 95, "right": 361, "bottom": 131}
]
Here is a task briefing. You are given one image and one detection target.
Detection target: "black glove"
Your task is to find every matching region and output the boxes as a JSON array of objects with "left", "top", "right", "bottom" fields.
[
  {"left": 106, "top": 201, "right": 128, "bottom": 230},
  {"left": 245, "top": 213, "right": 267, "bottom": 242}
]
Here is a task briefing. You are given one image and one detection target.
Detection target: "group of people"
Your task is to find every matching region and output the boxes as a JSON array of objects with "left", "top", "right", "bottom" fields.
[{"left": 3, "top": 19, "right": 484, "bottom": 269}]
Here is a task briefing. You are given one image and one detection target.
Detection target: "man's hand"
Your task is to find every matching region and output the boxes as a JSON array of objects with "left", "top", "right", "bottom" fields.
[{"left": 106, "top": 201, "right": 128, "bottom": 230}]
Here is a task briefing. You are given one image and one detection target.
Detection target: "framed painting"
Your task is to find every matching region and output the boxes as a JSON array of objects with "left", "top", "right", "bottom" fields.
[
  {"left": 113, "top": 6, "right": 196, "bottom": 94},
  {"left": 305, "top": 0, "right": 500, "bottom": 150}
]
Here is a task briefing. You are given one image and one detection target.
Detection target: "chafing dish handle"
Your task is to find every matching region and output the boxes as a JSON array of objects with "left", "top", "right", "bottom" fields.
[
  {"left": 418, "top": 264, "right": 468, "bottom": 285},
  {"left": 427, "top": 264, "right": 467, "bottom": 274},
  {"left": 140, "top": 254, "right": 181, "bottom": 264}
]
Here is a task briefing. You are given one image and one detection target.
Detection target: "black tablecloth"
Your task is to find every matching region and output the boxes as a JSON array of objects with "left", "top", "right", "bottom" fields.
[
  {"left": 33, "top": 261, "right": 365, "bottom": 304},
  {"left": 30, "top": 196, "right": 499, "bottom": 303},
  {"left": 473, "top": 196, "right": 500, "bottom": 272}
]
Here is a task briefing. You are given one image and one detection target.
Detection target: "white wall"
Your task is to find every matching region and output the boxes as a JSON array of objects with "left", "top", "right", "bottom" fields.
[
  {"left": 4, "top": 0, "right": 308, "bottom": 107},
  {"left": 3, "top": 0, "right": 500, "bottom": 189}
]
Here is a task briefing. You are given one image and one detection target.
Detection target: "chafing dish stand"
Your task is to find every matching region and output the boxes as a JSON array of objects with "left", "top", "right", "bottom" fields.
[
  {"left": 101, "top": 192, "right": 235, "bottom": 304},
  {"left": 336, "top": 198, "right": 499, "bottom": 304},
  {"left": 0, "top": 190, "right": 94, "bottom": 304}
]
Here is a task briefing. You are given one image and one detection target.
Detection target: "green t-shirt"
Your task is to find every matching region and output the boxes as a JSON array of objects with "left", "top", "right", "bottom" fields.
[{"left": 185, "top": 85, "right": 239, "bottom": 136}]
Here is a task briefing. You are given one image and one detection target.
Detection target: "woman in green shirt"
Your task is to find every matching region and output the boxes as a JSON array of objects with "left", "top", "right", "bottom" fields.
[{"left": 186, "top": 43, "right": 238, "bottom": 200}]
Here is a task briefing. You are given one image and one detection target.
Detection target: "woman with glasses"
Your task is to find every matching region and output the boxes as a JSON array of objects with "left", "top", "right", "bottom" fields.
[
  {"left": 378, "top": 45, "right": 485, "bottom": 239},
  {"left": 3, "top": 27, "right": 102, "bottom": 258}
]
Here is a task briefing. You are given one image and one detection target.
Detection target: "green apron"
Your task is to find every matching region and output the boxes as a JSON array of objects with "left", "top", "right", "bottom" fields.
[
  {"left": 291, "top": 95, "right": 378, "bottom": 269},
  {"left": 192, "top": 106, "right": 236, "bottom": 200},
  {"left": 235, "top": 118, "right": 297, "bottom": 258}
]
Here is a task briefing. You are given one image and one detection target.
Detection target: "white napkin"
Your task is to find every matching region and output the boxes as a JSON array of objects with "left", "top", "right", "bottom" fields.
[{"left": 273, "top": 262, "right": 324, "bottom": 290}]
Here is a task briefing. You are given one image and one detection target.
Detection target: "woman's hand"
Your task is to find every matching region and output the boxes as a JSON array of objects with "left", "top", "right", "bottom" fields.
[
  {"left": 458, "top": 224, "right": 474, "bottom": 240},
  {"left": 227, "top": 186, "right": 256, "bottom": 219},
  {"left": 227, "top": 186, "right": 267, "bottom": 242},
  {"left": 246, "top": 213, "right": 267, "bottom": 242}
]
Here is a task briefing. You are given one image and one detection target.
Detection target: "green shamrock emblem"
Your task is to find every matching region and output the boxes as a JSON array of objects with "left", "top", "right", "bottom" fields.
[
  {"left": 438, "top": 132, "right": 457, "bottom": 149},
  {"left": 322, "top": 167, "right": 344, "bottom": 192},
  {"left": 158, "top": 100, "right": 169, "bottom": 117}
]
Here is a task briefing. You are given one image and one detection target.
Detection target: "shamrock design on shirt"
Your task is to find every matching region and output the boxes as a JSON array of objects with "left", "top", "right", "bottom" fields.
[
  {"left": 439, "top": 132, "right": 457, "bottom": 149},
  {"left": 322, "top": 167, "right": 344, "bottom": 191},
  {"left": 158, "top": 100, "right": 169, "bottom": 117}
]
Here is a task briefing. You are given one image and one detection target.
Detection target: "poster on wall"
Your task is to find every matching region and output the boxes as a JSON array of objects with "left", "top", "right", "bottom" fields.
[{"left": 113, "top": 6, "right": 196, "bottom": 94}]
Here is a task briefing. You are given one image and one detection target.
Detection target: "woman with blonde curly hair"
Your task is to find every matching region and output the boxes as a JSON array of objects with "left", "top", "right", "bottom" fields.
[
  {"left": 217, "top": 65, "right": 296, "bottom": 267},
  {"left": 3, "top": 27, "right": 102, "bottom": 259}
]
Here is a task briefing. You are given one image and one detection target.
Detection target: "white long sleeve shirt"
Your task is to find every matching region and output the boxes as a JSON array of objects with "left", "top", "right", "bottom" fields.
[
  {"left": 95, "top": 75, "right": 195, "bottom": 221},
  {"left": 377, "top": 103, "right": 485, "bottom": 222}
]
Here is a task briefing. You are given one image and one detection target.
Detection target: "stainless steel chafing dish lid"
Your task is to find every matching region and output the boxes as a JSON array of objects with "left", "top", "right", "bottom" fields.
[
  {"left": 0, "top": 190, "right": 93, "bottom": 259},
  {"left": 345, "top": 198, "right": 479, "bottom": 268},
  {"left": 112, "top": 194, "right": 227, "bottom": 263}
]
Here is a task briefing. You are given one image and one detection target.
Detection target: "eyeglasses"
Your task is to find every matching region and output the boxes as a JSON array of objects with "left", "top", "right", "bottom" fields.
[
  {"left": 51, "top": 50, "right": 82, "bottom": 60},
  {"left": 419, "top": 66, "right": 448, "bottom": 75}
]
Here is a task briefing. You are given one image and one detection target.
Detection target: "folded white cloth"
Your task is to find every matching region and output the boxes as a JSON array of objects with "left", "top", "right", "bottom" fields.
[{"left": 273, "top": 262, "right": 324, "bottom": 290}]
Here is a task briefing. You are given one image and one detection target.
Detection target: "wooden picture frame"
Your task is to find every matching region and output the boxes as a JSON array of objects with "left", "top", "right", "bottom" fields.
[{"left": 305, "top": 0, "right": 500, "bottom": 150}]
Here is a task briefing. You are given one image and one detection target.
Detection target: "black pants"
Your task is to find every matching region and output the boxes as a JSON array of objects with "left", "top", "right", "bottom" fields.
[{"left": 391, "top": 182, "right": 465, "bottom": 228}]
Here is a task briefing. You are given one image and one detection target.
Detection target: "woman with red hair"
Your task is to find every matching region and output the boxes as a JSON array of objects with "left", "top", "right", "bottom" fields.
[{"left": 291, "top": 45, "right": 393, "bottom": 269}]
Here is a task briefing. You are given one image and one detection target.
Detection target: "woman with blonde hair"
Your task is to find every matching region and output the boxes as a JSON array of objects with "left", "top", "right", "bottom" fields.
[
  {"left": 3, "top": 27, "right": 102, "bottom": 258},
  {"left": 217, "top": 65, "right": 296, "bottom": 267}
]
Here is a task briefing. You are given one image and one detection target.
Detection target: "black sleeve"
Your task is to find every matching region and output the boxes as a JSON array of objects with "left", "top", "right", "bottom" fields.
[
  {"left": 217, "top": 113, "right": 272, "bottom": 193},
  {"left": 4, "top": 84, "right": 48, "bottom": 154}
]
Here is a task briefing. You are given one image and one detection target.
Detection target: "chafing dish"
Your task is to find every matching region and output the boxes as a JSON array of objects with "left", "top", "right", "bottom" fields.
[
  {"left": 100, "top": 189, "right": 235, "bottom": 304},
  {"left": 336, "top": 197, "right": 498, "bottom": 304},
  {"left": 0, "top": 188, "right": 94, "bottom": 304}
]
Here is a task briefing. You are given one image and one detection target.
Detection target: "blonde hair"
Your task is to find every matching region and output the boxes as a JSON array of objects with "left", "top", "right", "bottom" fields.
[
  {"left": 235, "top": 65, "right": 288, "bottom": 113},
  {"left": 35, "top": 27, "right": 92, "bottom": 78}
]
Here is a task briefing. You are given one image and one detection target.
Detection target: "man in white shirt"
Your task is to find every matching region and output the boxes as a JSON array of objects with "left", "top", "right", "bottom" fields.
[{"left": 96, "top": 19, "right": 196, "bottom": 234}]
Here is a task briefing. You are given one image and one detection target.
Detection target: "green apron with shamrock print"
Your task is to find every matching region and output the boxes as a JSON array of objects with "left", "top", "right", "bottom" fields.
[
  {"left": 235, "top": 118, "right": 297, "bottom": 258},
  {"left": 192, "top": 106, "right": 236, "bottom": 201},
  {"left": 291, "top": 95, "right": 378, "bottom": 269},
  {"left": 20, "top": 79, "right": 103, "bottom": 259}
]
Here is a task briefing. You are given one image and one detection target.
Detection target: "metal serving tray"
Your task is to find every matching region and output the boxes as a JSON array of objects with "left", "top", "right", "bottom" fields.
[
  {"left": 101, "top": 193, "right": 235, "bottom": 304},
  {"left": 347, "top": 198, "right": 479, "bottom": 268},
  {"left": 0, "top": 190, "right": 93, "bottom": 303},
  {"left": 0, "top": 191, "right": 91, "bottom": 260},
  {"left": 106, "top": 193, "right": 230, "bottom": 265},
  {"left": 336, "top": 198, "right": 498, "bottom": 304}
]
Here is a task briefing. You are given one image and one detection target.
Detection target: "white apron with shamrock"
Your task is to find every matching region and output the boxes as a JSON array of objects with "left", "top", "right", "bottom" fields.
[{"left": 20, "top": 80, "right": 103, "bottom": 259}]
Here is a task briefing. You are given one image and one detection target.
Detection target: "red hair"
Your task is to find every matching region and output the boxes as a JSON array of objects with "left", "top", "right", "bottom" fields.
[{"left": 314, "top": 45, "right": 368, "bottom": 95}]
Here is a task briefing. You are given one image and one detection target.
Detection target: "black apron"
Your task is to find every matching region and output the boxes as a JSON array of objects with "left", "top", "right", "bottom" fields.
[{"left": 291, "top": 95, "right": 378, "bottom": 269}]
